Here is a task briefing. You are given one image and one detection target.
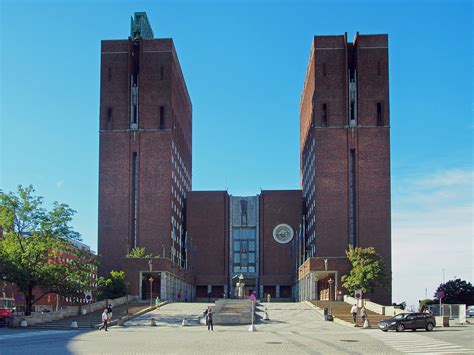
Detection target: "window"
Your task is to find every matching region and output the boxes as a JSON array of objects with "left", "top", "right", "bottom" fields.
[
  {"left": 160, "top": 106, "right": 165, "bottom": 129},
  {"left": 322, "top": 103, "right": 328, "bottom": 127},
  {"left": 377, "top": 102, "right": 383, "bottom": 126},
  {"left": 107, "top": 107, "right": 112, "bottom": 130},
  {"left": 131, "top": 152, "right": 138, "bottom": 248}
]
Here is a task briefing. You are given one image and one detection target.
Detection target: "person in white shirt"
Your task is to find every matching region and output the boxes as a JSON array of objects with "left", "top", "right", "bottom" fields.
[
  {"left": 99, "top": 309, "right": 109, "bottom": 331},
  {"left": 350, "top": 304, "right": 358, "bottom": 326}
]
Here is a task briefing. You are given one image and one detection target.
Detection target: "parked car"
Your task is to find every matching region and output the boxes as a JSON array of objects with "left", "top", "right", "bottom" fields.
[
  {"left": 467, "top": 306, "right": 474, "bottom": 317},
  {"left": 378, "top": 312, "right": 436, "bottom": 332}
]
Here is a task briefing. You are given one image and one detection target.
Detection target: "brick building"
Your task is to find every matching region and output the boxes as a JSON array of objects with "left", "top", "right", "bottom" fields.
[
  {"left": 98, "top": 13, "right": 194, "bottom": 301},
  {"left": 98, "top": 14, "right": 391, "bottom": 304},
  {"left": 298, "top": 33, "right": 391, "bottom": 305}
]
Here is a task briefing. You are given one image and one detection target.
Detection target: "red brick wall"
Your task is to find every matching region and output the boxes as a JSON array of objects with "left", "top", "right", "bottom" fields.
[
  {"left": 259, "top": 190, "right": 302, "bottom": 286},
  {"left": 186, "top": 191, "right": 229, "bottom": 285},
  {"left": 98, "top": 37, "right": 192, "bottom": 276}
]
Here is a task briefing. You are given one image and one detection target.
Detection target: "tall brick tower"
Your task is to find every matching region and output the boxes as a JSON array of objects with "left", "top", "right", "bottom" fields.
[
  {"left": 98, "top": 13, "right": 192, "bottom": 281},
  {"left": 298, "top": 33, "right": 391, "bottom": 304}
]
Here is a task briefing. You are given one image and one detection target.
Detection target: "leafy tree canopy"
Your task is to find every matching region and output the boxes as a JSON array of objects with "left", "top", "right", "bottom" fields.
[
  {"left": 0, "top": 185, "right": 97, "bottom": 315},
  {"left": 434, "top": 278, "right": 474, "bottom": 305},
  {"left": 341, "top": 246, "right": 390, "bottom": 295},
  {"left": 126, "top": 246, "right": 159, "bottom": 258},
  {"left": 95, "top": 270, "right": 127, "bottom": 301}
]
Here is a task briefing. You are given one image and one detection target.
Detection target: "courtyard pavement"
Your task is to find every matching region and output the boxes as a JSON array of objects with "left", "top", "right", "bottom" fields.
[{"left": 0, "top": 302, "right": 472, "bottom": 354}]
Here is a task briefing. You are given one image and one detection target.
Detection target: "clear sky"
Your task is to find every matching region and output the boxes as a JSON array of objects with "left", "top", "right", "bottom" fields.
[{"left": 1, "top": 0, "right": 472, "bottom": 307}]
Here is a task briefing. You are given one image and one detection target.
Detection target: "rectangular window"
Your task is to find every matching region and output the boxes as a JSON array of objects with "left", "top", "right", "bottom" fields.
[
  {"left": 107, "top": 107, "right": 113, "bottom": 130},
  {"left": 248, "top": 253, "right": 255, "bottom": 263},
  {"left": 377, "top": 102, "right": 383, "bottom": 126},
  {"left": 348, "top": 149, "right": 357, "bottom": 247},
  {"left": 249, "top": 241, "right": 255, "bottom": 251},
  {"left": 159, "top": 106, "right": 165, "bottom": 129},
  {"left": 248, "top": 266, "right": 255, "bottom": 273},
  {"left": 322, "top": 103, "right": 328, "bottom": 127},
  {"left": 233, "top": 241, "right": 240, "bottom": 251},
  {"left": 234, "top": 253, "right": 240, "bottom": 263},
  {"left": 131, "top": 152, "right": 138, "bottom": 248}
]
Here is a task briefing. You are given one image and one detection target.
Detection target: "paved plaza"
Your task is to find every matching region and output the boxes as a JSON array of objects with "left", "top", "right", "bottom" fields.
[{"left": 1, "top": 302, "right": 473, "bottom": 354}]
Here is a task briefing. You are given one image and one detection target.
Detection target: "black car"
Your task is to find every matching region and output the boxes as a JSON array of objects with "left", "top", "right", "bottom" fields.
[{"left": 378, "top": 312, "right": 436, "bottom": 332}]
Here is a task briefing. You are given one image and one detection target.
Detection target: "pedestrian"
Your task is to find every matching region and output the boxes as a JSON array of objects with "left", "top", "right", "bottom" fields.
[
  {"left": 267, "top": 293, "right": 271, "bottom": 303},
  {"left": 207, "top": 306, "right": 213, "bottom": 331},
  {"left": 350, "top": 303, "right": 358, "bottom": 326},
  {"left": 99, "top": 309, "right": 108, "bottom": 331},
  {"left": 360, "top": 306, "right": 367, "bottom": 324},
  {"left": 107, "top": 304, "right": 113, "bottom": 322}
]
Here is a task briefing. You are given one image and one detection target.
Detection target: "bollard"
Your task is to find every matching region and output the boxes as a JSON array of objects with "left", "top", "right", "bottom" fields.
[
  {"left": 181, "top": 318, "right": 189, "bottom": 326},
  {"left": 248, "top": 324, "right": 257, "bottom": 332},
  {"left": 70, "top": 321, "right": 78, "bottom": 329},
  {"left": 150, "top": 317, "right": 157, "bottom": 326},
  {"left": 363, "top": 319, "right": 370, "bottom": 329},
  {"left": 20, "top": 319, "right": 28, "bottom": 327},
  {"left": 118, "top": 318, "right": 124, "bottom": 326}
]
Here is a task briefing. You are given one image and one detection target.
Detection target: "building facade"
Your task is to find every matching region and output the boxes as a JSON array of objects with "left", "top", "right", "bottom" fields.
[
  {"left": 98, "top": 13, "right": 194, "bottom": 301},
  {"left": 97, "top": 14, "right": 392, "bottom": 304},
  {"left": 186, "top": 191, "right": 302, "bottom": 300},
  {"left": 298, "top": 33, "right": 391, "bottom": 304}
]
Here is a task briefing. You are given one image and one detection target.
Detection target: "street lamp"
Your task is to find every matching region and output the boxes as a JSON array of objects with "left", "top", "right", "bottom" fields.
[
  {"left": 149, "top": 277, "right": 154, "bottom": 307},
  {"left": 328, "top": 278, "right": 334, "bottom": 316}
]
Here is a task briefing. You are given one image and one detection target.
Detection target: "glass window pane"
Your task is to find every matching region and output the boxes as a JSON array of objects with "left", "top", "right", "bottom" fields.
[
  {"left": 234, "top": 253, "right": 240, "bottom": 263},
  {"left": 240, "top": 267, "right": 247, "bottom": 272},
  {"left": 249, "top": 241, "right": 255, "bottom": 251},
  {"left": 248, "top": 266, "right": 255, "bottom": 273},
  {"left": 233, "top": 228, "right": 240, "bottom": 239},
  {"left": 249, "top": 253, "right": 255, "bottom": 263},
  {"left": 234, "top": 266, "right": 241, "bottom": 272},
  {"left": 233, "top": 241, "right": 240, "bottom": 251}
]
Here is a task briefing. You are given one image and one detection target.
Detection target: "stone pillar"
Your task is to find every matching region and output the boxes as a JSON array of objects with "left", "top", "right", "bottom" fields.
[
  {"left": 276, "top": 285, "right": 280, "bottom": 298},
  {"left": 160, "top": 272, "right": 167, "bottom": 300},
  {"left": 310, "top": 273, "right": 316, "bottom": 300}
]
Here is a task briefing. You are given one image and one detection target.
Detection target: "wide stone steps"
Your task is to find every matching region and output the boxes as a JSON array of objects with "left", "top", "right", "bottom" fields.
[{"left": 311, "top": 301, "right": 391, "bottom": 328}]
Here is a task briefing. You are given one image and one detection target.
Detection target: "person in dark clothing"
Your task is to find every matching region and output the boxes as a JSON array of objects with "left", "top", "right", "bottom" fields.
[{"left": 207, "top": 306, "right": 213, "bottom": 331}]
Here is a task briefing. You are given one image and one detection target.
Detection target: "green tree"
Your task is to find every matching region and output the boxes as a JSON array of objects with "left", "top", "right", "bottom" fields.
[
  {"left": 95, "top": 270, "right": 127, "bottom": 300},
  {"left": 0, "top": 185, "right": 97, "bottom": 315},
  {"left": 341, "top": 246, "right": 390, "bottom": 295},
  {"left": 434, "top": 278, "right": 474, "bottom": 305},
  {"left": 126, "top": 247, "right": 152, "bottom": 258}
]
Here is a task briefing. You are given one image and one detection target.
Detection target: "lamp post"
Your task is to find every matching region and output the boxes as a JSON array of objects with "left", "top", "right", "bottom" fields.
[
  {"left": 149, "top": 277, "right": 154, "bottom": 308},
  {"left": 328, "top": 278, "right": 334, "bottom": 316}
]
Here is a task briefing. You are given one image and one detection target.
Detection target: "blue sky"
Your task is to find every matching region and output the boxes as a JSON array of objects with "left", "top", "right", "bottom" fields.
[{"left": 1, "top": 0, "right": 472, "bottom": 306}]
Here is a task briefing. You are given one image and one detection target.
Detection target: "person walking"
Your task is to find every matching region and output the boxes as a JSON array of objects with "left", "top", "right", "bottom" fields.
[
  {"left": 267, "top": 293, "right": 271, "bottom": 303},
  {"left": 350, "top": 303, "right": 358, "bottom": 326},
  {"left": 207, "top": 306, "right": 214, "bottom": 331},
  {"left": 107, "top": 304, "right": 113, "bottom": 322},
  {"left": 99, "top": 309, "right": 109, "bottom": 331},
  {"left": 360, "top": 306, "right": 367, "bottom": 324}
]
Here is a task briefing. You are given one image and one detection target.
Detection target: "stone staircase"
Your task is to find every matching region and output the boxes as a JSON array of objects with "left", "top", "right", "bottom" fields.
[
  {"left": 311, "top": 301, "right": 391, "bottom": 328},
  {"left": 29, "top": 303, "right": 148, "bottom": 330}
]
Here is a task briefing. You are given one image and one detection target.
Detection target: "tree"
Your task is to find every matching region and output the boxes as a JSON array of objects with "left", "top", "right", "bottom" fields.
[
  {"left": 0, "top": 185, "right": 97, "bottom": 315},
  {"left": 95, "top": 270, "right": 127, "bottom": 301},
  {"left": 341, "top": 246, "right": 390, "bottom": 295},
  {"left": 126, "top": 247, "right": 152, "bottom": 258},
  {"left": 434, "top": 279, "right": 474, "bottom": 305}
]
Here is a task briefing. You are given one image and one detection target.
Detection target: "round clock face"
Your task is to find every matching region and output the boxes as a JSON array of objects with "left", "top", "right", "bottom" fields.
[{"left": 272, "top": 224, "right": 294, "bottom": 244}]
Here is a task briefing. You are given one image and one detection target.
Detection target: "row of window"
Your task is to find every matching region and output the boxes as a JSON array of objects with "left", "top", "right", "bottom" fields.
[
  {"left": 315, "top": 102, "right": 385, "bottom": 127},
  {"left": 319, "top": 61, "right": 383, "bottom": 77}
]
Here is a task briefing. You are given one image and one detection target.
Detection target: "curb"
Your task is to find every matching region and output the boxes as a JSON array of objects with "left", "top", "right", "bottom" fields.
[{"left": 94, "top": 301, "right": 171, "bottom": 329}]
